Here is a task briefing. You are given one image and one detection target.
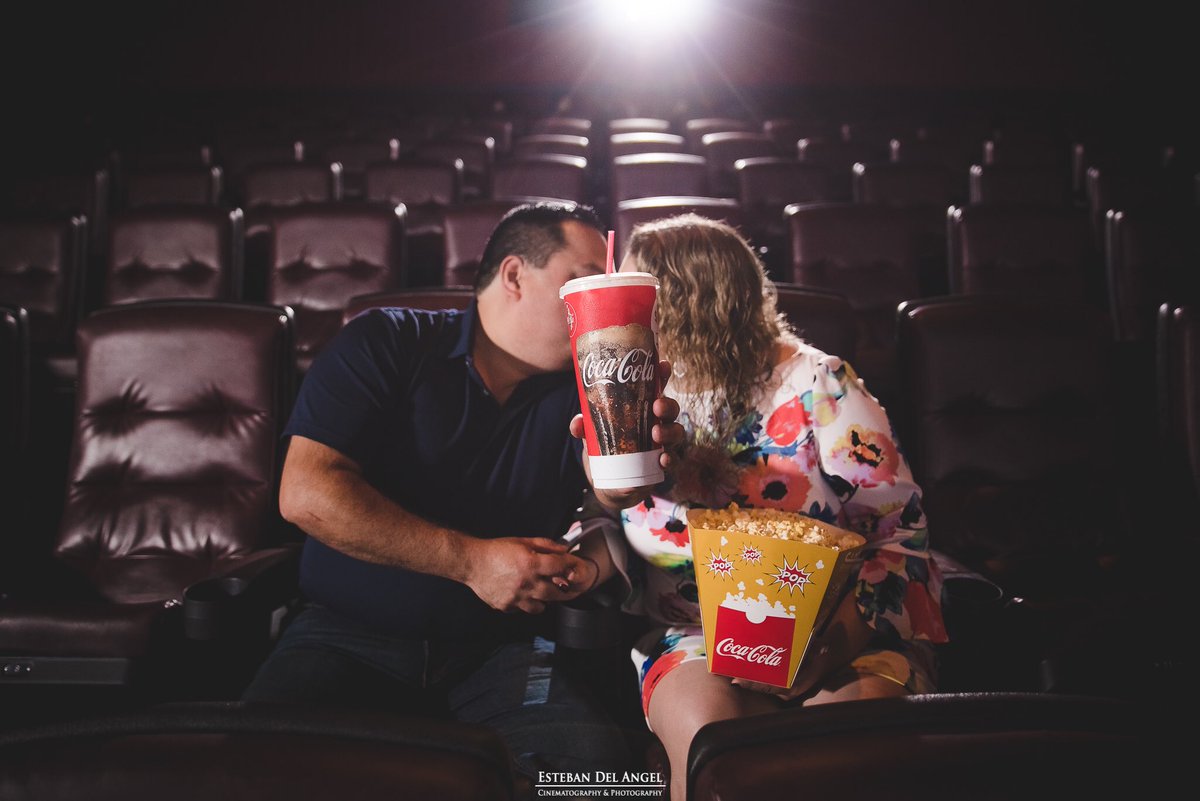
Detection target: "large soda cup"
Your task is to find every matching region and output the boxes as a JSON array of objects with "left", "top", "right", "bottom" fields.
[{"left": 560, "top": 272, "right": 664, "bottom": 490}]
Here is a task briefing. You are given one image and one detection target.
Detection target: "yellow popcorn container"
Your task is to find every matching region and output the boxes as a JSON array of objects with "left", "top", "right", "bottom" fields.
[{"left": 688, "top": 505, "right": 866, "bottom": 688}]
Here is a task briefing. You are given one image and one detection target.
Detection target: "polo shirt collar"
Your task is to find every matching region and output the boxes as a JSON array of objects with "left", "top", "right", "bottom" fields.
[{"left": 447, "top": 299, "right": 478, "bottom": 359}]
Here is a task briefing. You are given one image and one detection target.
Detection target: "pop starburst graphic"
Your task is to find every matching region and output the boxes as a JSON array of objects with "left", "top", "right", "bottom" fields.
[
  {"left": 739, "top": 544, "right": 763, "bottom": 565},
  {"left": 768, "top": 557, "right": 814, "bottom": 595},
  {"left": 706, "top": 551, "right": 736, "bottom": 579}
]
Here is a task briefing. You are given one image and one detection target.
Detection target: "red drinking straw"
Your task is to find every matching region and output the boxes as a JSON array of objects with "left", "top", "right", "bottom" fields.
[{"left": 605, "top": 230, "right": 615, "bottom": 274}]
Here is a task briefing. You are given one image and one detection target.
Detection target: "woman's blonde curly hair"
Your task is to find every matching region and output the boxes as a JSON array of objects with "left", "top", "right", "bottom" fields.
[{"left": 625, "top": 214, "right": 797, "bottom": 439}]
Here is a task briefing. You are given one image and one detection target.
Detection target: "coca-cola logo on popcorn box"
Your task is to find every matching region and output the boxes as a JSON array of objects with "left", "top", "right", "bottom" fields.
[{"left": 688, "top": 505, "right": 865, "bottom": 688}]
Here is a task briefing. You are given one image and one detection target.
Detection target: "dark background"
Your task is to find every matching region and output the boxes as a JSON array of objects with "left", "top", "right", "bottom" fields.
[{"left": 3, "top": 1, "right": 1193, "bottom": 119}]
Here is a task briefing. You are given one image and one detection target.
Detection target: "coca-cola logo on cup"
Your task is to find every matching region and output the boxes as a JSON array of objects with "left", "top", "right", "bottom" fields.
[
  {"left": 715, "top": 638, "right": 787, "bottom": 667},
  {"left": 580, "top": 348, "right": 656, "bottom": 388}
]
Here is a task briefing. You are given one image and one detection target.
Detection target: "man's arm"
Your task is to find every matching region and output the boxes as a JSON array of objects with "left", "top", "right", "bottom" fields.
[{"left": 279, "top": 435, "right": 591, "bottom": 614}]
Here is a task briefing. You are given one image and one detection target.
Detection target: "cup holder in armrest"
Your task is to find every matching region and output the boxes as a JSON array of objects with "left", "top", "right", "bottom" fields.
[{"left": 183, "top": 577, "right": 250, "bottom": 641}]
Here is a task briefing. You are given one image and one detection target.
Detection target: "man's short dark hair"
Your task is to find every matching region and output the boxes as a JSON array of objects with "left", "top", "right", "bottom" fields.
[{"left": 474, "top": 201, "right": 604, "bottom": 291}]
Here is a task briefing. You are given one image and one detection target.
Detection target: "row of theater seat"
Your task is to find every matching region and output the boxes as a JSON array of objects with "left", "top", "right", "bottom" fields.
[
  {"left": 4, "top": 195, "right": 1195, "bottom": 375},
  {"left": 1, "top": 293, "right": 1195, "bottom": 798},
  {"left": 0, "top": 694, "right": 1186, "bottom": 800},
  {"left": 16, "top": 128, "right": 1197, "bottom": 236},
  {"left": 2, "top": 292, "right": 1196, "bottom": 692}
]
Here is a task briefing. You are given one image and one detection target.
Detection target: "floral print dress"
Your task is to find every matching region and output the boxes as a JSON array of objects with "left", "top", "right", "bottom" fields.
[{"left": 620, "top": 342, "right": 949, "bottom": 717}]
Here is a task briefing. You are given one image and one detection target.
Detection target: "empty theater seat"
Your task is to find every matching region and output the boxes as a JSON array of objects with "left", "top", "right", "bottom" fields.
[
  {"left": 614, "top": 196, "right": 743, "bottom": 256},
  {"left": 608, "top": 132, "right": 687, "bottom": 159},
  {"left": 0, "top": 215, "right": 88, "bottom": 373},
  {"left": 1158, "top": 303, "right": 1200, "bottom": 504},
  {"left": 0, "top": 305, "right": 30, "bottom": 582},
  {"left": 442, "top": 200, "right": 525, "bottom": 287},
  {"left": 102, "top": 207, "right": 244, "bottom": 306},
  {"left": 784, "top": 202, "right": 939, "bottom": 408},
  {"left": 263, "top": 203, "right": 407, "bottom": 373},
  {"left": 1104, "top": 207, "right": 1200, "bottom": 343},
  {"left": 121, "top": 166, "right": 225, "bottom": 209},
  {"left": 413, "top": 137, "right": 495, "bottom": 201},
  {"left": 610, "top": 154, "right": 710, "bottom": 219},
  {"left": 852, "top": 161, "right": 962, "bottom": 207},
  {"left": 699, "top": 131, "right": 777, "bottom": 197},
  {"left": 946, "top": 205, "right": 1100, "bottom": 302},
  {"left": 736, "top": 158, "right": 840, "bottom": 280},
  {"left": 364, "top": 160, "right": 464, "bottom": 287},
  {"left": 492, "top": 154, "right": 588, "bottom": 203},
  {"left": 968, "top": 163, "right": 1073, "bottom": 207},
  {"left": 0, "top": 301, "right": 298, "bottom": 698},
  {"left": 242, "top": 162, "right": 344, "bottom": 210},
  {"left": 771, "top": 284, "right": 857, "bottom": 363},
  {"left": 687, "top": 693, "right": 1180, "bottom": 801},
  {"left": 0, "top": 702, "right": 517, "bottom": 801}
]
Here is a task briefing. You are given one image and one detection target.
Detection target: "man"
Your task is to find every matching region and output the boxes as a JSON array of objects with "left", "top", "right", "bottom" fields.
[{"left": 243, "top": 201, "right": 681, "bottom": 782}]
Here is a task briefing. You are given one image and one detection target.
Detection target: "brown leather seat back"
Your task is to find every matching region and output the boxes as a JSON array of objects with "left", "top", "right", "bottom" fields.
[
  {"left": 104, "top": 208, "right": 244, "bottom": 306},
  {"left": 1159, "top": 303, "right": 1200, "bottom": 502},
  {"left": 265, "top": 204, "right": 406, "bottom": 370},
  {"left": 0, "top": 305, "right": 29, "bottom": 557},
  {"left": 243, "top": 163, "right": 341, "bottom": 210},
  {"left": 947, "top": 204, "right": 1098, "bottom": 301},
  {"left": 610, "top": 154, "right": 709, "bottom": 212},
  {"left": 771, "top": 284, "right": 857, "bottom": 364},
  {"left": 609, "top": 132, "right": 685, "bottom": 160},
  {"left": 0, "top": 216, "right": 87, "bottom": 348},
  {"left": 492, "top": 155, "right": 588, "bottom": 203},
  {"left": 853, "top": 161, "right": 961, "bottom": 207},
  {"left": 688, "top": 693, "right": 1178, "bottom": 801},
  {"left": 54, "top": 301, "right": 294, "bottom": 603},
  {"left": 511, "top": 134, "right": 590, "bottom": 160},
  {"left": 442, "top": 200, "right": 523, "bottom": 287},
  {"left": 785, "top": 202, "right": 934, "bottom": 404},
  {"left": 0, "top": 703, "right": 517, "bottom": 801},
  {"left": 797, "top": 139, "right": 886, "bottom": 200},
  {"left": 124, "top": 167, "right": 223, "bottom": 208},
  {"left": 896, "top": 296, "right": 1116, "bottom": 589},
  {"left": 699, "top": 132, "right": 777, "bottom": 197},
  {"left": 969, "top": 163, "right": 1073, "bottom": 206},
  {"left": 614, "top": 196, "right": 743, "bottom": 257},
  {"left": 413, "top": 138, "right": 495, "bottom": 200},
  {"left": 1105, "top": 207, "right": 1200, "bottom": 342}
]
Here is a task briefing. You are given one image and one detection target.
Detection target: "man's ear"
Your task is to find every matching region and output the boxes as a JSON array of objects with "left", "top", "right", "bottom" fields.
[{"left": 497, "top": 254, "right": 524, "bottom": 298}]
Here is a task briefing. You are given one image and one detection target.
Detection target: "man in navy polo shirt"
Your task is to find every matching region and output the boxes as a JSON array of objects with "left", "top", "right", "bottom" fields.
[{"left": 243, "top": 202, "right": 681, "bottom": 783}]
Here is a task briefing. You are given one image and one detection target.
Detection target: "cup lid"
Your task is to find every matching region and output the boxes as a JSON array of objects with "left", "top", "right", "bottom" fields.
[{"left": 559, "top": 271, "right": 659, "bottom": 298}]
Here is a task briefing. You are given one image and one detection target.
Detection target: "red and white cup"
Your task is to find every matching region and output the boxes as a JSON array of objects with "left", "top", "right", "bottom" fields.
[{"left": 560, "top": 272, "right": 664, "bottom": 490}]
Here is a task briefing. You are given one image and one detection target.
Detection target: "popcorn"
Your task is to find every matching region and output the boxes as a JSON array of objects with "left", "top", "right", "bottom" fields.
[
  {"left": 689, "top": 503, "right": 866, "bottom": 688},
  {"left": 687, "top": 503, "right": 866, "bottom": 551}
]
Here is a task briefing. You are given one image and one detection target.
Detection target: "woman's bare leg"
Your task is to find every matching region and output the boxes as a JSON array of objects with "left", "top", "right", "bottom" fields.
[{"left": 646, "top": 660, "right": 779, "bottom": 801}]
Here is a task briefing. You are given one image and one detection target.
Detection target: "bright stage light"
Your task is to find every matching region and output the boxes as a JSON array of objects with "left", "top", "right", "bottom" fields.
[{"left": 598, "top": 0, "right": 712, "bottom": 37}]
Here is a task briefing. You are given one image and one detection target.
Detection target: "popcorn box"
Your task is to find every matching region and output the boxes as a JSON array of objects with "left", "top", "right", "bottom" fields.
[{"left": 688, "top": 506, "right": 866, "bottom": 688}]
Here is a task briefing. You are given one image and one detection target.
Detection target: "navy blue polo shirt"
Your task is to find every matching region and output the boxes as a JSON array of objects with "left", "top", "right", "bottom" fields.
[{"left": 284, "top": 303, "right": 587, "bottom": 639}]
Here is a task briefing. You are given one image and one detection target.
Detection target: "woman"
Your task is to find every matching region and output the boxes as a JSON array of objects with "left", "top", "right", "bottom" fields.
[{"left": 577, "top": 214, "right": 948, "bottom": 801}]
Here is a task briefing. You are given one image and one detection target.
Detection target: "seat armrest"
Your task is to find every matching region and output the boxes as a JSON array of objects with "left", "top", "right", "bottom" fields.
[{"left": 183, "top": 545, "right": 301, "bottom": 642}]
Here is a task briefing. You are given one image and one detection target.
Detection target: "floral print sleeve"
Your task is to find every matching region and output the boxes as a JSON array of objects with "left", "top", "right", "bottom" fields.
[{"left": 807, "top": 355, "right": 948, "bottom": 644}]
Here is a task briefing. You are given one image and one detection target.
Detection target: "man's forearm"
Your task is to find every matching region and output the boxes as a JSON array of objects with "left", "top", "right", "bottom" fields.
[{"left": 284, "top": 460, "right": 478, "bottom": 584}]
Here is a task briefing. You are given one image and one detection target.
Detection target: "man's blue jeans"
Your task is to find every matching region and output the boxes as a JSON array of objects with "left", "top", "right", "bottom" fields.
[{"left": 242, "top": 604, "right": 631, "bottom": 779}]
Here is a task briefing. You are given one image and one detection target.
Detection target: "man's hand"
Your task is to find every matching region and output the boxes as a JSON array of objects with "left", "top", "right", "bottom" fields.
[
  {"left": 461, "top": 537, "right": 597, "bottom": 614},
  {"left": 569, "top": 360, "right": 685, "bottom": 510}
]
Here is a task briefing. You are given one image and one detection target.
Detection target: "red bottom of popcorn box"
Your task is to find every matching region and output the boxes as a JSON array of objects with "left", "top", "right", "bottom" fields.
[{"left": 709, "top": 605, "right": 797, "bottom": 687}]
